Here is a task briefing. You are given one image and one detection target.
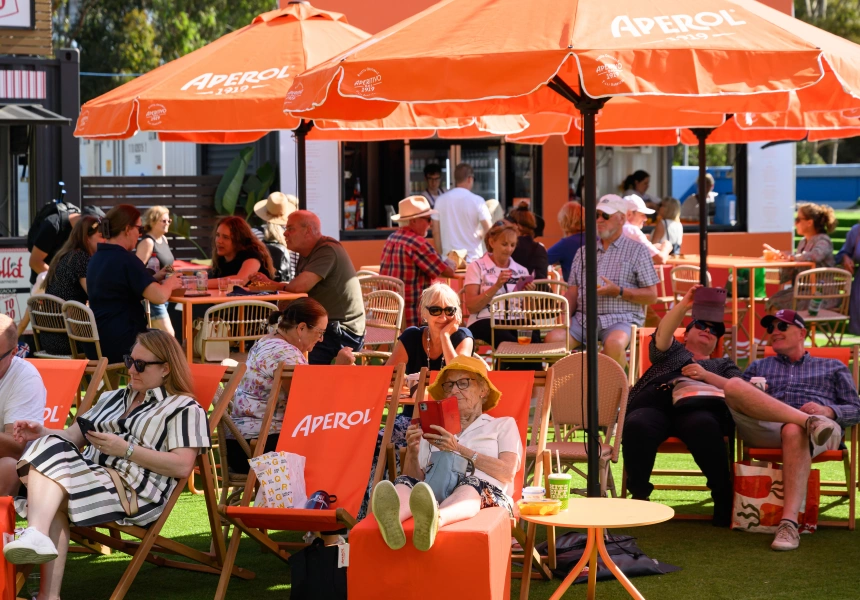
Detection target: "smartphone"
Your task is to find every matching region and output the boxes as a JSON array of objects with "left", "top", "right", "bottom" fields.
[
  {"left": 417, "top": 396, "right": 461, "bottom": 436},
  {"left": 77, "top": 417, "right": 96, "bottom": 439},
  {"left": 514, "top": 274, "right": 535, "bottom": 292}
]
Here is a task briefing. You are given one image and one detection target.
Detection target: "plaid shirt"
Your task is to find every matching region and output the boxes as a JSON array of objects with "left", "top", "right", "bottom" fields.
[
  {"left": 743, "top": 353, "right": 860, "bottom": 430},
  {"left": 380, "top": 228, "right": 448, "bottom": 327},
  {"left": 568, "top": 235, "right": 660, "bottom": 329}
]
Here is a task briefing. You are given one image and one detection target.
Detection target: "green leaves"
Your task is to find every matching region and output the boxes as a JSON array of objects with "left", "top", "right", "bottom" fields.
[
  {"left": 215, "top": 146, "right": 254, "bottom": 216},
  {"left": 242, "top": 161, "right": 277, "bottom": 219}
]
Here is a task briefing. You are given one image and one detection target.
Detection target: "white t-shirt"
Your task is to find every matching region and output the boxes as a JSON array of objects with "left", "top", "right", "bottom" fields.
[
  {"left": 464, "top": 254, "right": 530, "bottom": 325},
  {"left": 622, "top": 222, "right": 660, "bottom": 257},
  {"left": 418, "top": 413, "right": 522, "bottom": 497},
  {"left": 0, "top": 357, "right": 46, "bottom": 427},
  {"left": 431, "top": 187, "right": 492, "bottom": 262}
]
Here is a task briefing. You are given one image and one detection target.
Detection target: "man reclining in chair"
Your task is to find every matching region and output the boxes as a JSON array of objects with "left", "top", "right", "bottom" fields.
[{"left": 685, "top": 309, "right": 860, "bottom": 551}]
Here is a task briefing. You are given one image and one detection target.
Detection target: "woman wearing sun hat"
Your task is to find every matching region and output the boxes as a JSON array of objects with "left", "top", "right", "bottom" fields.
[
  {"left": 371, "top": 355, "right": 521, "bottom": 552},
  {"left": 252, "top": 192, "right": 299, "bottom": 282}
]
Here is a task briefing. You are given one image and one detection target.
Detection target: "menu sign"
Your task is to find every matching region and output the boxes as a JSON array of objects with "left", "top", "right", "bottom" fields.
[
  {"left": 0, "top": 248, "right": 31, "bottom": 327},
  {"left": 0, "top": 0, "right": 35, "bottom": 29}
]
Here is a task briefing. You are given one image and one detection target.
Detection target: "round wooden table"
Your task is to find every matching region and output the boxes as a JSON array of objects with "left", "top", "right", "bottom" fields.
[{"left": 518, "top": 498, "right": 674, "bottom": 600}]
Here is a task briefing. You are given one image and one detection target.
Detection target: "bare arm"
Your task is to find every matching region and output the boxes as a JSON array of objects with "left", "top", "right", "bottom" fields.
[
  {"left": 79, "top": 278, "right": 88, "bottom": 294},
  {"left": 455, "top": 446, "right": 518, "bottom": 484},
  {"left": 624, "top": 284, "right": 658, "bottom": 305},
  {"left": 135, "top": 237, "right": 154, "bottom": 264},
  {"left": 142, "top": 277, "right": 183, "bottom": 304},
  {"left": 565, "top": 284, "right": 579, "bottom": 315},
  {"left": 29, "top": 247, "right": 49, "bottom": 275},
  {"left": 0, "top": 426, "right": 25, "bottom": 459},
  {"left": 431, "top": 220, "right": 442, "bottom": 254},
  {"left": 282, "top": 271, "right": 322, "bottom": 294},
  {"left": 656, "top": 283, "right": 700, "bottom": 351},
  {"left": 479, "top": 219, "right": 492, "bottom": 238},
  {"left": 385, "top": 342, "right": 409, "bottom": 367},
  {"left": 651, "top": 220, "right": 666, "bottom": 244},
  {"left": 86, "top": 430, "right": 198, "bottom": 479},
  {"left": 13, "top": 420, "right": 85, "bottom": 449},
  {"left": 402, "top": 425, "right": 425, "bottom": 480}
]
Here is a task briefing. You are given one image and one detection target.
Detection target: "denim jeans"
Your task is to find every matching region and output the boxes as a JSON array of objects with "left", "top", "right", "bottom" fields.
[{"left": 308, "top": 321, "right": 364, "bottom": 365}]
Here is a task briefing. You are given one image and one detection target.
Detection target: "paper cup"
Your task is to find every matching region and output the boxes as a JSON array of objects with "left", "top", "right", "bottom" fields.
[
  {"left": 548, "top": 473, "right": 572, "bottom": 511},
  {"left": 750, "top": 377, "right": 767, "bottom": 391}
]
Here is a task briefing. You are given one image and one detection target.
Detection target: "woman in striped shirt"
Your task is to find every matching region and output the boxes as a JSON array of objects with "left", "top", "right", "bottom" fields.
[{"left": 3, "top": 330, "right": 210, "bottom": 600}]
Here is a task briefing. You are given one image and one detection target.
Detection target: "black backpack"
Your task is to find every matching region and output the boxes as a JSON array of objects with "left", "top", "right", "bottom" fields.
[{"left": 27, "top": 201, "right": 80, "bottom": 252}]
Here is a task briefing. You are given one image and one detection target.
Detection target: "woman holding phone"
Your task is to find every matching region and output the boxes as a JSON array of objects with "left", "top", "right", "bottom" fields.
[{"left": 463, "top": 222, "right": 534, "bottom": 348}]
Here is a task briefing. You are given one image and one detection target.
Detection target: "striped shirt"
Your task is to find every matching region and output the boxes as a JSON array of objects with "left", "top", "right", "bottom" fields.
[
  {"left": 743, "top": 353, "right": 860, "bottom": 430},
  {"left": 80, "top": 386, "right": 210, "bottom": 505},
  {"left": 568, "top": 235, "right": 660, "bottom": 329}
]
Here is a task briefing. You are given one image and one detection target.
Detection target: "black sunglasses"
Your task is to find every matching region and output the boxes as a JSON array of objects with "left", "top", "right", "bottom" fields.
[
  {"left": 766, "top": 322, "right": 792, "bottom": 334},
  {"left": 691, "top": 320, "right": 721, "bottom": 336},
  {"left": 427, "top": 306, "right": 457, "bottom": 317},
  {"left": 123, "top": 355, "right": 166, "bottom": 373},
  {"left": 0, "top": 347, "right": 14, "bottom": 361},
  {"left": 596, "top": 211, "right": 612, "bottom": 220}
]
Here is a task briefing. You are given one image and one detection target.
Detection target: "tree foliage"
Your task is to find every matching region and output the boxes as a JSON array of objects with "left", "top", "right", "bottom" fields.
[{"left": 53, "top": 0, "right": 277, "bottom": 102}]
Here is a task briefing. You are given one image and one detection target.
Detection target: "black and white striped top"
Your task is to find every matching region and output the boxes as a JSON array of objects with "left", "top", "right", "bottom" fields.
[{"left": 80, "top": 386, "right": 210, "bottom": 501}]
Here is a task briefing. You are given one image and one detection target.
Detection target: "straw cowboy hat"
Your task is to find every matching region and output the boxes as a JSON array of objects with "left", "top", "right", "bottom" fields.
[
  {"left": 254, "top": 192, "right": 298, "bottom": 225},
  {"left": 428, "top": 355, "right": 501, "bottom": 412},
  {"left": 392, "top": 195, "right": 437, "bottom": 223}
]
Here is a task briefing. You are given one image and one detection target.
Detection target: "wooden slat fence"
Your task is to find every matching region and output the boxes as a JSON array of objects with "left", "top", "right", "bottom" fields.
[{"left": 81, "top": 176, "right": 221, "bottom": 262}]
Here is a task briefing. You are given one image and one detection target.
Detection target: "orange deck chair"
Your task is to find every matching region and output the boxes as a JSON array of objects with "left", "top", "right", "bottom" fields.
[
  {"left": 214, "top": 364, "right": 406, "bottom": 600},
  {"left": 68, "top": 363, "right": 251, "bottom": 600},
  {"left": 743, "top": 344, "right": 858, "bottom": 530},
  {"left": 25, "top": 358, "right": 106, "bottom": 430}
]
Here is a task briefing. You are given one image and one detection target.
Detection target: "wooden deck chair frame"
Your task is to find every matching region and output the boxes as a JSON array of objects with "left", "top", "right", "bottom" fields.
[
  {"left": 361, "top": 289, "right": 405, "bottom": 356},
  {"left": 200, "top": 300, "right": 278, "bottom": 362},
  {"left": 791, "top": 267, "right": 852, "bottom": 347},
  {"left": 67, "top": 364, "right": 252, "bottom": 600},
  {"left": 621, "top": 326, "right": 737, "bottom": 516},
  {"left": 27, "top": 294, "right": 72, "bottom": 358},
  {"left": 744, "top": 343, "right": 858, "bottom": 530},
  {"left": 61, "top": 300, "right": 126, "bottom": 389},
  {"left": 490, "top": 291, "right": 570, "bottom": 370},
  {"left": 213, "top": 364, "right": 406, "bottom": 600}
]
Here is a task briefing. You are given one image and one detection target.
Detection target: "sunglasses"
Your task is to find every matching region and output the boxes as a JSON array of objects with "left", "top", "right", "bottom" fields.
[
  {"left": 441, "top": 377, "right": 475, "bottom": 394},
  {"left": 596, "top": 211, "right": 613, "bottom": 221},
  {"left": 691, "top": 320, "right": 721, "bottom": 336},
  {"left": 123, "top": 355, "right": 166, "bottom": 373},
  {"left": 427, "top": 306, "right": 457, "bottom": 317},
  {"left": 0, "top": 347, "right": 15, "bottom": 361},
  {"left": 766, "top": 321, "right": 792, "bottom": 334}
]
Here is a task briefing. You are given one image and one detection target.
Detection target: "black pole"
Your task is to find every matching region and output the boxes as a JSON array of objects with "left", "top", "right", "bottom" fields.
[
  {"left": 691, "top": 128, "right": 712, "bottom": 285},
  {"left": 295, "top": 120, "right": 314, "bottom": 210},
  {"left": 547, "top": 76, "right": 606, "bottom": 497}
]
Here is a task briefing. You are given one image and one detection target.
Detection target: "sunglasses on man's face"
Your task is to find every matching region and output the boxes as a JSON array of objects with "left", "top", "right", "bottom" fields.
[
  {"left": 766, "top": 321, "right": 792, "bottom": 334},
  {"left": 596, "top": 211, "right": 613, "bottom": 221},
  {"left": 691, "top": 321, "right": 721, "bottom": 336},
  {"left": 427, "top": 306, "right": 457, "bottom": 317},
  {"left": 123, "top": 355, "right": 166, "bottom": 373}
]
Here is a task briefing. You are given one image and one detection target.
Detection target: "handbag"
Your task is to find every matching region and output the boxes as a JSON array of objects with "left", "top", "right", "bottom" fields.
[
  {"left": 192, "top": 318, "right": 231, "bottom": 362},
  {"left": 662, "top": 376, "right": 726, "bottom": 412},
  {"left": 423, "top": 450, "right": 475, "bottom": 503},
  {"left": 731, "top": 461, "right": 820, "bottom": 534}
]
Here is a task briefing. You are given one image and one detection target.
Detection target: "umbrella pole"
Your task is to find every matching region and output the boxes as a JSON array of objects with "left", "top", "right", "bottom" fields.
[
  {"left": 548, "top": 76, "right": 606, "bottom": 497},
  {"left": 691, "top": 128, "right": 713, "bottom": 285},
  {"left": 295, "top": 120, "right": 315, "bottom": 210}
]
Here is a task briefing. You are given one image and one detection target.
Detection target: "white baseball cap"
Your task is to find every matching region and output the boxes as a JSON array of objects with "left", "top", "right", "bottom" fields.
[
  {"left": 624, "top": 193, "right": 655, "bottom": 214},
  {"left": 596, "top": 194, "right": 629, "bottom": 215}
]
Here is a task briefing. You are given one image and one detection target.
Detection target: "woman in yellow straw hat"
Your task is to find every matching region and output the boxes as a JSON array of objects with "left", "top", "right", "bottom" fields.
[{"left": 371, "top": 355, "right": 521, "bottom": 551}]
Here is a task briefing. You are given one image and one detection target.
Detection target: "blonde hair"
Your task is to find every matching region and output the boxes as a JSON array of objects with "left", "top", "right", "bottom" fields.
[
  {"left": 420, "top": 283, "right": 462, "bottom": 324},
  {"left": 142, "top": 206, "right": 170, "bottom": 234},
  {"left": 661, "top": 197, "right": 681, "bottom": 221},
  {"left": 484, "top": 222, "right": 518, "bottom": 254},
  {"left": 261, "top": 222, "right": 287, "bottom": 246},
  {"left": 557, "top": 201, "right": 584, "bottom": 235},
  {"left": 134, "top": 330, "right": 195, "bottom": 398}
]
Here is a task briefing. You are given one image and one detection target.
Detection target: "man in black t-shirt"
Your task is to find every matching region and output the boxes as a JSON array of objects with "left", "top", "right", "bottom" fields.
[{"left": 28, "top": 206, "right": 105, "bottom": 284}]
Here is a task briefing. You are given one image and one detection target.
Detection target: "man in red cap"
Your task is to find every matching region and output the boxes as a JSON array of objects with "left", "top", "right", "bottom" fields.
[{"left": 684, "top": 309, "right": 860, "bottom": 551}]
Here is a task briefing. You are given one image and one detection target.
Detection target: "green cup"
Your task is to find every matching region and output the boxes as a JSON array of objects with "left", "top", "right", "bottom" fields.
[{"left": 548, "top": 473, "right": 572, "bottom": 511}]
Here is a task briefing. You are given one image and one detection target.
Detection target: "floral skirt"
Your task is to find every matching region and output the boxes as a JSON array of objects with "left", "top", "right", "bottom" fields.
[{"left": 394, "top": 475, "right": 514, "bottom": 518}]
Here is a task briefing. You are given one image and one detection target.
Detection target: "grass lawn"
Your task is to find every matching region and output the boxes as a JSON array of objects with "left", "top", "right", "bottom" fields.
[{"left": 53, "top": 447, "right": 858, "bottom": 600}]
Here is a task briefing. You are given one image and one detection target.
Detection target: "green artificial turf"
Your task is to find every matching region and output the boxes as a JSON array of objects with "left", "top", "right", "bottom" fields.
[{"left": 52, "top": 447, "right": 858, "bottom": 600}]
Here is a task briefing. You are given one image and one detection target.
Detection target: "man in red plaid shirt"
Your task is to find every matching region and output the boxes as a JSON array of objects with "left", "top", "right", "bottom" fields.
[{"left": 381, "top": 196, "right": 456, "bottom": 327}]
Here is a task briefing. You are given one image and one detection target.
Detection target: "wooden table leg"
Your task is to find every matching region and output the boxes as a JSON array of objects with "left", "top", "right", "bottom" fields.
[
  {"left": 596, "top": 528, "right": 645, "bottom": 600},
  {"left": 748, "top": 292, "right": 756, "bottom": 354},
  {"left": 548, "top": 527, "right": 595, "bottom": 600},
  {"left": 519, "top": 521, "right": 537, "bottom": 600},
  {"left": 184, "top": 302, "right": 193, "bottom": 363}
]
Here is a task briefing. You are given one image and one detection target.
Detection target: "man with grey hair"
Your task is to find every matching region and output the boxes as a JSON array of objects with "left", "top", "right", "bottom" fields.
[
  {"left": 255, "top": 210, "right": 362, "bottom": 365},
  {"left": 0, "top": 314, "right": 46, "bottom": 494}
]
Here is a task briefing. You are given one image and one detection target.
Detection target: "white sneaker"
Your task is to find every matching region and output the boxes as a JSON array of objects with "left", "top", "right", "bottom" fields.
[
  {"left": 3, "top": 527, "right": 58, "bottom": 564},
  {"left": 807, "top": 415, "right": 836, "bottom": 447},
  {"left": 771, "top": 520, "right": 800, "bottom": 551}
]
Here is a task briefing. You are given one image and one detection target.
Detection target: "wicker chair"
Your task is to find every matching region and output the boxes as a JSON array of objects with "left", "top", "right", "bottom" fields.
[
  {"left": 200, "top": 300, "right": 278, "bottom": 363},
  {"left": 355, "top": 269, "right": 379, "bottom": 277},
  {"left": 61, "top": 301, "right": 126, "bottom": 388},
  {"left": 489, "top": 291, "right": 570, "bottom": 369},
  {"left": 532, "top": 279, "right": 570, "bottom": 295},
  {"left": 358, "top": 275, "right": 405, "bottom": 300},
  {"left": 28, "top": 294, "right": 71, "bottom": 358},
  {"left": 355, "top": 290, "right": 404, "bottom": 363},
  {"left": 792, "top": 267, "right": 852, "bottom": 347}
]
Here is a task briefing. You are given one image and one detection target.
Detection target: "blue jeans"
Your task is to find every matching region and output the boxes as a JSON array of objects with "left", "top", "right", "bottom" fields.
[{"left": 308, "top": 321, "right": 364, "bottom": 365}]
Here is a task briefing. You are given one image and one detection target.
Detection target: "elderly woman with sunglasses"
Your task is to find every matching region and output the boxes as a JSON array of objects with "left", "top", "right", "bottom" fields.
[
  {"left": 371, "top": 356, "right": 520, "bottom": 551},
  {"left": 2, "top": 330, "right": 209, "bottom": 600},
  {"left": 621, "top": 284, "right": 742, "bottom": 527}
]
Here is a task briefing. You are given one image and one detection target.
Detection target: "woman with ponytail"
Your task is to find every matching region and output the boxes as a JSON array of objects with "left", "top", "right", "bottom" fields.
[
  {"left": 224, "top": 297, "right": 354, "bottom": 474},
  {"left": 86, "top": 205, "right": 183, "bottom": 363}
]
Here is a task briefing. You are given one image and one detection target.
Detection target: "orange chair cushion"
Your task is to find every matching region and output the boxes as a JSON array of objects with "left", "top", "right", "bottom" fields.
[
  {"left": 746, "top": 447, "right": 845, "bottom": 464},
  {"left": 348, "top": 507, "right": 511, "bottom": 600}
]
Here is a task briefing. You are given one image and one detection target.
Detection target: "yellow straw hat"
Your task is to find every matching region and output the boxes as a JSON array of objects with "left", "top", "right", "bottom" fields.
[{"left": 427, "top": 355, "right": 501, "bottom": 412}]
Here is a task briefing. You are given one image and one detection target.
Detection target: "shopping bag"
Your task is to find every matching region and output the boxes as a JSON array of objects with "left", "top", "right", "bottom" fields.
[
  {"left": 192, "top": 318, "right": 231, "bottom": 362},
  {"left": 731, "top": 461, "right": 820, "bottom": 534},
  {"left": 248, "top": 451, "right": 307, "bottom": 508}
]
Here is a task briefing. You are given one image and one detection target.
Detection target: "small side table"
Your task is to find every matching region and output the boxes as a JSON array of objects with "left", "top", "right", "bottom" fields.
[{"left": 519, "top": 498, "right": 674, "bottom": 600}]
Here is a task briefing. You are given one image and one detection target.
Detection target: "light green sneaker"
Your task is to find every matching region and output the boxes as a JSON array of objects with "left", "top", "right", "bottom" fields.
[
  {"left": 372, "top": 480, "right": 406, "bottom": 550},
  {"left": 409, "top": 482, "right": 440, "bottom": 552}
]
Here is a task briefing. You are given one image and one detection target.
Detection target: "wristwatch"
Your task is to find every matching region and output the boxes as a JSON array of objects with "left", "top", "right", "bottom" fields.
[
  {"left": 618, "top": 287, "right": 624, "bottom": 299},
  {"left": 469, "top": 450, "right": 478, "bottom": 462},
  {"left": 125, "top": 442, "right": 135, "bottom": 460}
]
